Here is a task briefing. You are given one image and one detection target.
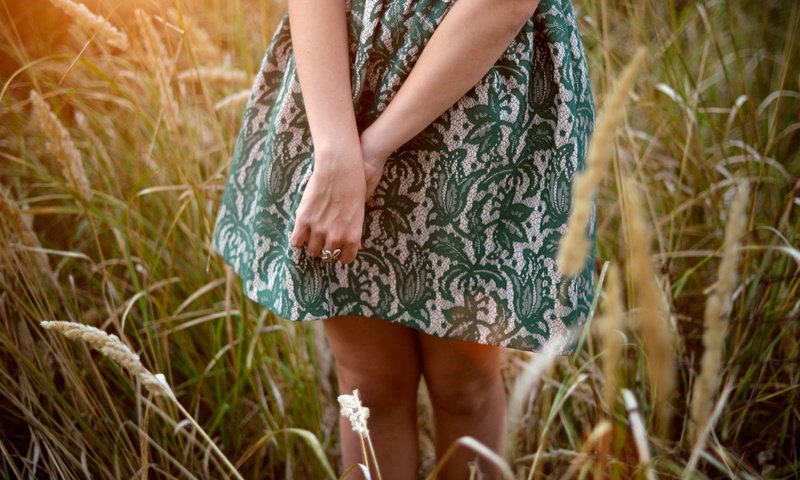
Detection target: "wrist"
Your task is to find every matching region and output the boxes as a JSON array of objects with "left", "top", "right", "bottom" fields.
[
  {"left": 312, "top": 138, "right": 363, "bottom": 170},
  {"left": 360, "top": 122, "right": 395, "bottom": 165}
]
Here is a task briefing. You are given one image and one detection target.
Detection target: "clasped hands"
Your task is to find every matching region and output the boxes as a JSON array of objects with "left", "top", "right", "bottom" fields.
[{"left": 288, "top": 126, "right": 390, "bottom": 265}]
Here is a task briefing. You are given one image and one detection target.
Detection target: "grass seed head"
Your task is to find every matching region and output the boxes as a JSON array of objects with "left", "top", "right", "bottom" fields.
[
  {"left": 599, "top": 263, "right": 625, "bottom": 412},
  {"left": 622, "top": 175, "right": 676, "bottom": 438},
  {"left": 40, "top": 320, "right": 174, "bottom": 399},
  {"left": 177, "top": 67, "right": 249, "bottom": 85},
  {"left": 557, "top": 47, "right": 647, "bottom": 277},
  {"left": 28, "top": 90, "right": 92, "bottom": 202},
  {"left": 689, "top": 181, "right": 750, "bottom": 444},
  {"left": 49, "top": 0, "right": 129, "bottom": 50}
]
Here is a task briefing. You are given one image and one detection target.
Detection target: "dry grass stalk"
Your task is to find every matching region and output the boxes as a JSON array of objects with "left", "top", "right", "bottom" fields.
[
  {"left": 49, "top": 0, "right": 129, "bottom": 50},
  {"left": 338, "top": 389, "right": 382, "bottom": 480},
  {"left": 557, "top": 47, "right": 647, "bottom": 277},
  {"left": 73, "top": 110, "right": 109, "bottom": 172},
  {"left": 688, "top": 181, "right": 750, "bottom": 445},
  {"left": 165, "top": 7, "right": 223, "bottom": 63},
  {"left": 505, "top": 340, "right": 563, "bottom": 461},
  {"left": 310, "top": 321, "right": 334, "bottom": 399},
  {"left": 177, "top": 67, "right": 249, "bottom": 85},
  {"left": 134, "top": 8, "right": 170, "bottom": 70},
  {"left": 29, "top": 90, "right": 92, "bottom": 202},
  {"left": 426, "top": 436, "right": 514, "bottom": 480},
  {"left": 621, "top": 389, "right": 655, "bottom": 480},
  {"left": 15, "top": 320, "right": 40, "bottom": 407},
  {"left": 0, "top": 186, "right": 56, "bottom": 286},
  {"left": 40, "top": 320, "right": 173, "bottom": 398},
  {"left": 595, "top": 263, "right": 625, "bottom": 480},
  {"left": 558, "top": 420, "right": 612, "bottom": 480},
  {"left": 214, "top": 90, "right": 251, "bottom": 112},
  {"left": 685, "top": 378, "right": 737, "bottom": 476},
  {"left": 598, "top": 263, "right": 625, "bottom": 413},
  {"left": 40, "top": 320, "right": 246, "bottom": 479},
  {"left": 134, "top": 8, "right": 180, "bottom": 131},
  {"left": 621, "top": 176, "right": 676, "bottom": 438}
]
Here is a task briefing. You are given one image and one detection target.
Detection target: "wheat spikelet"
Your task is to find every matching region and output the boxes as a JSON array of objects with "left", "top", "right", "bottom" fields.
[
  {"left": 29, "top": 90, "right": 92, "bottom": 202},
  {"left": 621, "top": 175, "right": 676, "bottom": 438},
  {"left": 0, "top": 186, "right": 56, "bottom": 285},
  {"left": 49, "top": 0, "right": 129, "bottom": 50},
  {"left": 40, "top": 320, "right": 174, "bottom": 398},
  {"left": 557, "top": 47, "right": 647, "bottom": 277},
  {"left": 688, "top": 181, "right": 750, "bottom": 445},
  {"left": 177, "top": 67, "right": 249, "bottom": 85}
]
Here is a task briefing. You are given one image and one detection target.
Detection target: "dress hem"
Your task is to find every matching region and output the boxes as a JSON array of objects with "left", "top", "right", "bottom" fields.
[{"left": 212, "top": 243, "right": 582, "bottom": 355}]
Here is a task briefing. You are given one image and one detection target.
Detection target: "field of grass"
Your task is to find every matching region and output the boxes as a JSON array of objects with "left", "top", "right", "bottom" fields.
[{"left": 1, "top": 0, "right": 798, "bottom": 478}]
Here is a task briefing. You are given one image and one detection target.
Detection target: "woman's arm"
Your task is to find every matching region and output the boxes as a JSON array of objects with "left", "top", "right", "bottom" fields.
[
  {"left": 287, "top": 0, "right": 366, "bottom": 264},
  {"left": 287, "top": 0, "right": 361, "bottom": 166},
  {"left": 362, "top": 0, "right": 541, "bottom": 161}
]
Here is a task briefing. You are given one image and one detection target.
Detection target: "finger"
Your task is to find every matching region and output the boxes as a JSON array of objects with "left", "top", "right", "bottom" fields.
[
  {"left": 337, "top": 240, "right": 359, "bottom": 265},
  {"left": 306, "top": 230, "right": 325, "bottom": 257},
  {"left": 366, "top": 183, "right": 378, "bottom": 204},
  {"left": 290, "top": 220, "right": 310, "bottom": 249}
]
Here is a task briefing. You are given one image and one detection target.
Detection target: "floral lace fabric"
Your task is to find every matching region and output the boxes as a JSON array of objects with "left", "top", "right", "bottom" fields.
[{"left": 211, "top": 0, "right": 597, "bottom": 353}]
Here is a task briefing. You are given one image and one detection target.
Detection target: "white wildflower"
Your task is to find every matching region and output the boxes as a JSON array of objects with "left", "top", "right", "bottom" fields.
[{"left": 338, "top": 388, "right": 370, "bottom": 437}]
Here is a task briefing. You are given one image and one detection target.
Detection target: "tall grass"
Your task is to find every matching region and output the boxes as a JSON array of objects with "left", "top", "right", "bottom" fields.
[{"left": 1, "top": 0, "right": 798, "bottom": 478}]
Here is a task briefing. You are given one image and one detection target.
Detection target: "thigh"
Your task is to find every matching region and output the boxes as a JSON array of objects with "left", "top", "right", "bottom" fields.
[
  {"left": 323, "top": 315, "right": 423, "bottom": 398},
  {"left": 417, "top": 332, "right": 504, "bottom": 406}
]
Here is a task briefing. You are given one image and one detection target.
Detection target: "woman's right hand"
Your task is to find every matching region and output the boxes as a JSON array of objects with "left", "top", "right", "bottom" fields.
[
  {"left": 289, "top": 144, "right": 366, "bottom": 265},
  {"left": 360, "top": 124, "right": 393, "bottom": 204}
]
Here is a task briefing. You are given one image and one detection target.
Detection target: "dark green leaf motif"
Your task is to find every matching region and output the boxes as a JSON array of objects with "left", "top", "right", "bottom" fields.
[
  {"left": 211, "top": 0, "right": 597, "bottom": 353},
  {"left": 387, "top": 241, "right": 433, "bottom": 324}
]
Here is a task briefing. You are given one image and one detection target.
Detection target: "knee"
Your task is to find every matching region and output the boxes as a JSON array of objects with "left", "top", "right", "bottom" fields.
[
  {"left": 425, "top": 367, "right": 503, "bottom": 417},
  {"left": 334, "top": 359, "right": 421, "bottom": 414}
]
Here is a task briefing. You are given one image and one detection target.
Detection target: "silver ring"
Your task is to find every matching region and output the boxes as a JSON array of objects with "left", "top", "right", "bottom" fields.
[{"left": 320, "top": 248, "right": 341, "bottom": 263}]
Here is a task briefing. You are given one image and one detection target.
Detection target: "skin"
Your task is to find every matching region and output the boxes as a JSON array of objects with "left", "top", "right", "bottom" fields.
[{"left": 286, "top": 0, "right": 541, "bottom": 477}]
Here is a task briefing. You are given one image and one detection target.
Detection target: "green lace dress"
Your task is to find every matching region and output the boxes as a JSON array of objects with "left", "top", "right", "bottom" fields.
[{"left": 211, "top": 0, "right": 597, "bottom": 353}]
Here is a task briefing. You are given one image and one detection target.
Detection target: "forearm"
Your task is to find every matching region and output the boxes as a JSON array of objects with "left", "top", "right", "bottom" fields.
[
  {"left": 363, "top": 0, "right": 539, "bottom": 158},
  {"left": 287, "top": 0, "right": 360, "bottom": 166}
]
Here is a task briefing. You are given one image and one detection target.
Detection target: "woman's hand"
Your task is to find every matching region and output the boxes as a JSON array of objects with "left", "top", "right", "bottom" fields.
[
  {"left": 289, "top": 145, "right": 366, "bottom": 265},
  {"left": 360, "top": 124, "right": 393, "bottom": 204}
]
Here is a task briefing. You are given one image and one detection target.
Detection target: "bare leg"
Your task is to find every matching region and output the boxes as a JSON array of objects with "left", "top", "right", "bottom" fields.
[
  {"left": 417, "top": 332, "right": 506, "bottom": 480},
  {"left": 323, "top": 315, "right": 423, "bottom": 480}
]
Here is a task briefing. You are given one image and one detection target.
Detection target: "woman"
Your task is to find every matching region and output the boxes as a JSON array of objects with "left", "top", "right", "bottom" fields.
[{"left": 211, "top": 0, "right": 596, "bottom": 477}]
